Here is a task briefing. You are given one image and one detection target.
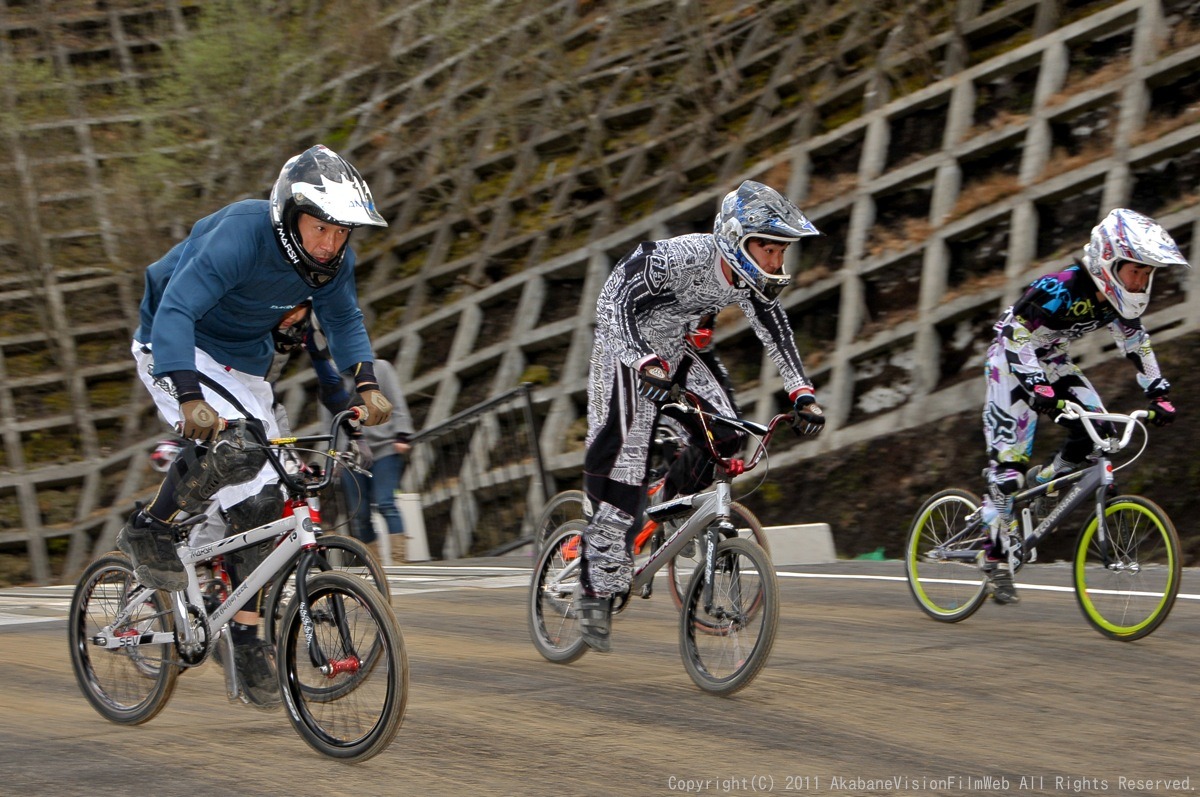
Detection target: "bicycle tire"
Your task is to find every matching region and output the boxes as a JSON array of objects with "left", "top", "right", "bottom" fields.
[
  {"left": 278, "top": 571, "right": 407, "bottom": 761},
  {"left": 904, "top": 489, "right": 989, "bottom": 622},
  {"left": 68, "top": 552, "right": 179, "bottom": 724},
  {"left": 666, "top": 502, "right": 769, "bottom": 611},
  {"left": 679, "top": 536, "right": 778, "bottom": 696},
  {"left": 533, "top": 489, "right": 587, "bottom": 554},
  {"left": 1073, "top": 494, "right": 1182, "bottom": 641},
  {"left": 263, "top": 534, "right": 389, "bottom": 647},
  {"left": 528, "top": 521, "right": 589, "bottom": 664}
]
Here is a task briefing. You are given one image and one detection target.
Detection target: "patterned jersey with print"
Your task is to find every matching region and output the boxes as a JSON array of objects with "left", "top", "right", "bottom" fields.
[
  {"left": 990, "top": 263, "right": 1168, "bottom": 398},
  {"left": 592, "top": 233, "right": 811, "bottom": 394}
]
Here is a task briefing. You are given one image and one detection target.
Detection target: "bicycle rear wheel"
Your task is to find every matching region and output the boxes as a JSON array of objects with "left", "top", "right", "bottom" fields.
[
  {"left": 278, "top": 571, "right": 407, "bottom": 761},
  {"left": 905, "top": 489, "right": 989, "bottom": 622},
  {"left": 666, "top": 502, "right": 768, "bottom": 610},
  {"left": 528, "top": 521, "right": 588, "bottom": 663},
  {"left": 264, "top": 534, "right": 389, "bottom": 646},
  {"left": 1073, "top": 495, "right": 1181, "bottom": 641},
  {"left": 68, "top": 553, "right": 178, "bottom": 724},
  {"left": 679, "top": 537, "right": 778, "bottom": 696},
  {"left": 533, "top": 490, "right": 586, "bottom": 554}
]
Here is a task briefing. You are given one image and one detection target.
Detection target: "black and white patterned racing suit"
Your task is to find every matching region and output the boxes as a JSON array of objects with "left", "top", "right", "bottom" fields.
[{"left": 581, "top": 233, "right": 813, "bottom": 597}]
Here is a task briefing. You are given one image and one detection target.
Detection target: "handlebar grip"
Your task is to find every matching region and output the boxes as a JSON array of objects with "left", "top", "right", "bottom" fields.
[{"left": 173, "top": 416, "right": 228, "bottom": 439}]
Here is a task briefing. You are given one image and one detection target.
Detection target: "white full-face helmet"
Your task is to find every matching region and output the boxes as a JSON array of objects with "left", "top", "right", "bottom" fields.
[
  {"left": 713, "top": 180, "right": 820, "bottom": 302},
  {"left": 269, "top": 145, "right": 387, "bottom": 288},
  {"left": 1082, "top": 208, "right": 1190, "bottom": 319}
]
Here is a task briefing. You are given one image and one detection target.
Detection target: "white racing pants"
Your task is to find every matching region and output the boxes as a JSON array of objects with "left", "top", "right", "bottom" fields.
[{"left": 132, "top": 341, "right": 280, "bottom": 512}]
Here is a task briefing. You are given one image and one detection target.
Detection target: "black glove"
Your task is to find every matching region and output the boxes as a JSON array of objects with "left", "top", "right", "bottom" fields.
[
  {"left": 1148, "top": 396, "right": 1176, "bottom": 427},
  {"left": 1028, "top": 384, "right": 1061, "bottom": 415},
  {"left": 792, "top": 392, "right": 826, "bottom": 436},
  {"left": 636, "top": 359, "right": 673, "bottom": 406}
]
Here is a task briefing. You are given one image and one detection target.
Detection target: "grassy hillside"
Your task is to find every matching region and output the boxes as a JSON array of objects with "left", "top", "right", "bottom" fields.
[{"left": 742, "top": 329, "right": 1200, "bottom": 565}]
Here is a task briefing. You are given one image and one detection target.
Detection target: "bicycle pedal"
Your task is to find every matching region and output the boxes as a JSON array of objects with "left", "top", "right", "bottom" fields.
[{"left": 639, "top": 583, "right": 653, "bottom": 599}]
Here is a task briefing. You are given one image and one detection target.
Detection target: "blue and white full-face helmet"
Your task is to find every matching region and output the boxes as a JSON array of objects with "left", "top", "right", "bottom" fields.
[
  {"left": 1082, "top": 208, "right": 1190, "bottom": 320},
  {"left": 713, "top": 180, "right": 820, "bottom": 302},
  {"left": 269, "top": 145, "right": 387, "bottom": 288}
]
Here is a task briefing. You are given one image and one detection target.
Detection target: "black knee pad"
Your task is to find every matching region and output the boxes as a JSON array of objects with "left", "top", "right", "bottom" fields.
[
  {"left": 175, "top": 427, "right": 269, "bottom": 512},
  {"left": 225, "top": 486, "right": 285, "bottom": 578},
  {"left": 226, "top": 485, "right": 285, "bottom": 534}
]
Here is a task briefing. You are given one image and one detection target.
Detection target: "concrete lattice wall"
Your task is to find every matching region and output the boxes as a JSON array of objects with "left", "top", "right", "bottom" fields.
[
  {"left": 348, "top": 0, "right": 1200, "bottom": 489},
  {"left": 2, "top": 0, "right": 1199, "bottom": 581}
]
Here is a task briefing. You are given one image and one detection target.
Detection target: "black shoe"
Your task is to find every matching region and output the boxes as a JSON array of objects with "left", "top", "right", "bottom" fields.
[
  {"left": 230, "top": 639, "right": 282, "bottom": 709},
  {"left": 979, "top": 556, "right": 1020, "bottom": 605},
  {"left": 116, "top": 511, "right": 187, "bottom": 591},
  {"left": 576, "top": 595, "right": 613, "bottom": 653}
]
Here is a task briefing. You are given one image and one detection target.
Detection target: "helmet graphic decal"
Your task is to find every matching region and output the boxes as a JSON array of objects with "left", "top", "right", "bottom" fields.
[
  {"left": 713, "top": 180, "right": 819, "bottom": 302},
  {"left": 1081, "top": 208, "right": 1189, "bottom": 320},
  {"left": 270, "top": 145, "right": 386, "bottom": 288}
]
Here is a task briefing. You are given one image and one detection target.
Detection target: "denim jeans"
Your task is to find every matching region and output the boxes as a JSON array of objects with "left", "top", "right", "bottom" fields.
[{"left": 341, "top": 454, "right": 406, "bottom": 544}]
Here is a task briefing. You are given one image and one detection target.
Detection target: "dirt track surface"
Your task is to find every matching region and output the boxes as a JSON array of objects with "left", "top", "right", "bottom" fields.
[{"left": 2, "top": 557, "right": 1198, "bottom": 797}]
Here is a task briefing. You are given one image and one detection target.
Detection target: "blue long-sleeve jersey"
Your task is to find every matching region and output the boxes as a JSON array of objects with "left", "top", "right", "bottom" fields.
[{"left": 134, "top": 199, "right": 372, "bottom": 377}]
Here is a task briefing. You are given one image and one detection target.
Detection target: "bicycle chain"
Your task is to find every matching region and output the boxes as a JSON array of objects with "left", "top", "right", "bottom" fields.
[{"left": 173, "top": 603, "right": 212, "bottom": 667}]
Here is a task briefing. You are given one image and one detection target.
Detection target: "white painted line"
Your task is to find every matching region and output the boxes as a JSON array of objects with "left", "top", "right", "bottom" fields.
[
  {"left": 777, "top": 571, "right": 1200, "bottom": 600},
  {"left": 0, "top": 613, "right": 62, "bottom": 627}
]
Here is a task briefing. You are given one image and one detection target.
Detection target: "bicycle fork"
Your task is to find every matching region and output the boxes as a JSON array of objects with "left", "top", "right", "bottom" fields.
[
  {"left": 294, "top": 548, "right": 364, "bottom": 677},
  {"left": 700, "top": 520, "right": 737, "bottom": 616},
  {"left": 699, "top": 481, "right": 739, "bottom": 618}
]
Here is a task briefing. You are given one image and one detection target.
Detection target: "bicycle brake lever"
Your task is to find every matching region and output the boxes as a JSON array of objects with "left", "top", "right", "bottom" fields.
[{"left": 336, "top": 451, "right": 374, "bottom": 477}]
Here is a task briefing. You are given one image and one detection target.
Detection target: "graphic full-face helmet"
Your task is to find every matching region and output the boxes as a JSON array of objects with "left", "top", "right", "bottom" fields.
[
  {"left": 1082, "top": 208, "right": 1190, "bottom": 319},
  {"left": 713, "top": 180, "right": 820, "bottom": 302},
  {"left": 269, "top": 145, "right": 387, "bottom": 288}
]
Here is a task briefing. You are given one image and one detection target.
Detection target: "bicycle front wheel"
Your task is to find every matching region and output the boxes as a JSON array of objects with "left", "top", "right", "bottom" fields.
[
  {"left": 278, "top": 571, "right": 407, "bottom": 762},
  {"left": 905, "top": 489, "right": 989, "bottom": 622},
  {"left": 68, "top": 553, "right": 179, "bottom": 724},
  {"left": 679, "top": 537, "right": 778, "bottom": 696},
  {"left": 533, "top": 490, "right": 587, "bottom": 554},
  {"left": 264, "top": 534, "right": 390, "bottom": 647},
  {"left": 666, "top": 502, "right": 769, "bottom": 610},
  {"left": 528, "top": 521, "right": 588, "bottom": 663},
  {"left": 1073, "top": 495, "right": 1181, "bottom": 641}
]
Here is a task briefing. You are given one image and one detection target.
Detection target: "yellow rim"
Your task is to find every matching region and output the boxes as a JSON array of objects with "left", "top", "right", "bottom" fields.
[{"left": 1074, "top": 501, "right": 1175, "bottom": 636}]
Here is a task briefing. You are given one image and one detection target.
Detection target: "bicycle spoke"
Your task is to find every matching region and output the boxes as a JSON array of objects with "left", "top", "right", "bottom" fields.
[
  {"left": 680, "top": 538, "right": 778, "bottom": 695},
  {"left": 905, "top": 490, "right": 989, "bottom": 622},
  {"left": 528, "top": 523, "right": 588, "bottom": 663},
  {"left": 279, "top": 572, "right": 407, "bottom": 761},
  {"left": 1074, "top": 496, "right": 1180, "bottom": 640},
  {"left": 69, "top": 554, "right": 178, "bottom": 724},
  {"left": 668, "top": 503, "right": 769, "bottom": 612}
]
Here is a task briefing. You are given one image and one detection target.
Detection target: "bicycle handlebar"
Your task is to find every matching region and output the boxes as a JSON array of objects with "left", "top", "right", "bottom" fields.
[
  {"left": 661, "top": 388, "right": 792, "bottom": 474},
  {"left": 1055, "top": 400, "right": 1148, "bottom": 453},
  {"left": 211, "top": 406, "right": 367, "bottom": 497}
]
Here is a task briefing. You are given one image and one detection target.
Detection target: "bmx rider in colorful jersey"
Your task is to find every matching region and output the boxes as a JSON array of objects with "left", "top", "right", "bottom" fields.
[{"left": 979, "top": 208, "right": 1188, "bottom": 604}]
